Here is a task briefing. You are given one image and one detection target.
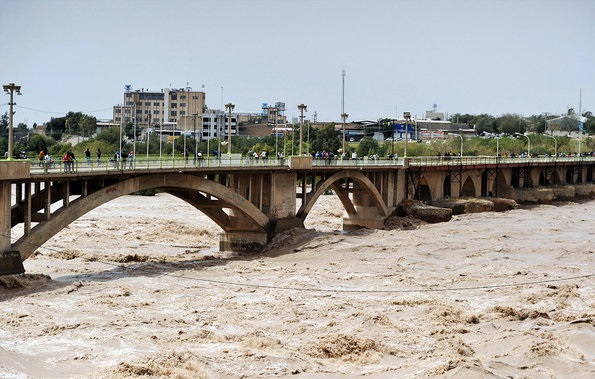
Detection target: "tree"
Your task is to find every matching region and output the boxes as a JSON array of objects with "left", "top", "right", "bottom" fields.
[
  {"left": 470, "top": 114, "right": 497, "bottom": 134},
  {"left": 46, "top": 116, "right": 67, "bottom": 139},
  {"left": 496, "top": 114, "right": 526, "bottom": 135},
  {"left": 449, "top": 113, "right": 474, "bottom": 124},
  {"left": 356, "top": 136, "right": 380, "bottom": 157},
  {"left": 310, "top": 123, "right": 340, "bottom": 154}
]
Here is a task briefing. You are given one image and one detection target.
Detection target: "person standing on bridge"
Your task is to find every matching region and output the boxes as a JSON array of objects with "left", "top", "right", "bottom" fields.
[
  {"left": 96, "top": 148, "right": 102, "bottom": 164},
  {"left": 85, "top": 148, "right": 91, "bottom": 165}
]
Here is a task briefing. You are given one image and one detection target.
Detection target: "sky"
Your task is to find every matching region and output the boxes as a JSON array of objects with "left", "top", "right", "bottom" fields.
[{"left": 1, "top": 0, "right": 594, "bottom": 126}]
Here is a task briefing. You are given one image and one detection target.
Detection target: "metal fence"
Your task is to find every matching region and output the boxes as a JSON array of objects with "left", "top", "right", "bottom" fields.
[{"left": 22, "top": 154, "right": 595, "bottom": 175}]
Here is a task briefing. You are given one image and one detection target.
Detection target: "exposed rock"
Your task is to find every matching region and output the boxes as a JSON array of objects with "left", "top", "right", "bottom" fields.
[
  {"left": 575, "top": 185, "right": 595, "bottom": 199},
  {"left": 551, "top": 186, "right": 576, "bottom": 202},
  {"left": 451, "top": 199, "right": 494, "bottom": 215},
  {"left": 491, "top": 198, "right": 518, "bottom": 212},
  {"left": 512, "top": 188, "right": 556, "bottom": 204},
  {"left": 397, "top": 200, "right": 452, "bottom": 223},
  {"left": 432, "top": 198, "right": 517, "bottom": 214}
]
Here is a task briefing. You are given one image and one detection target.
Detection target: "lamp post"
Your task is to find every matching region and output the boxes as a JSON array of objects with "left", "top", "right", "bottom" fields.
[
  {"left": 341, "top": 112, "right": 348, "bottom": 155},
  {"left": 448, "top": 133, "right": 464, "bottom": 157},
  {"left": 147, "top": 112, "right": 153, "bottom": 163},
  {"left": 543, "top": 133, "right": 557, "bottom": 157},
  {"left": 192, "top": 113, "right": 198, "bottom": 164},
  {"left": 514, "top": 133, "right": 530, "bottom": 157},
  {"left": 225, "top": 102, "right": 234, "bottom": 155},
  {"left": 3, "top": 83, "right": 22, "bottom": 160},
  {"left": 306, "top": 119, "right": 310, "bottom": 154},
  {"left": 298, "top": 104, "right": 307, "bottom": 155},
  {"left": 271, "top": 108, "right": 278, "bottom": 158},
  {"left": 575, "top": 138, "right": 582, "bottom": 156},
  {"left": 403, "top": 112, "right": 411, "bottom": 157}
]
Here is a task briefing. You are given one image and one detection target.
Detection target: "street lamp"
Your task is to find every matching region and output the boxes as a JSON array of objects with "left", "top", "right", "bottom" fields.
[
  {"left": 225, "top": 102, "right": 234, "bottom": 155},
  {"left": 575, "top": 137, "right": 582, "bottom": 156},
  {"left": 543, "top": 133, "right": 557, "bottom": 157},
  {"left": 3, "top": 83, "right": 22, "bottom": 160},
  {"left": 192, "top": 113, "right": 198, "bottom": 165},
  {"left": 298, "top": 104, "right": 307, "bottom": 155},
  {"left": 514, "top": 133, "right": 530, "bottom": 157},
  {"left": 403, "top": 112, "right": 411, "bottom": 157},
  {"left": 448, "top": 133, "right": 464, "bottom": 157},
  {"left": 341, "top": 112, "right": 348, "bottom": 155}
]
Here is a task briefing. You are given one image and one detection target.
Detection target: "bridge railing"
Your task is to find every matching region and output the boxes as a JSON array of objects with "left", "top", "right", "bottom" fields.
[
  {"left": 26, "top": 155, "right": 407, "bottom": 174},
  {"left": 407, "top": 155, "right": 595, "bottom": 166},
  {"left": 23, "top": 154, "right": 595, "bottom": 175}
]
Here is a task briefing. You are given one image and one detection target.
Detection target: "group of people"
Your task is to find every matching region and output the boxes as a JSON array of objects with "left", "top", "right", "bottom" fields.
[
  {"left": 36, "top": 147, "right": 136, "bottom": 173},
  {"left": 62, "top": 149, "right": 76, "bottom": 173},
  {"left": 111, "top": 150, "right": 135, "bottom": 169}
]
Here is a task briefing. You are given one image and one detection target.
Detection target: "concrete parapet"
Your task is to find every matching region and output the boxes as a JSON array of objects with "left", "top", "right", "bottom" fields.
[
  {"left": 288, "top": 156, "right": 312, "bottom": 169},
  {"left": 0, "top": 160, "right": 30, "bottom": 179}
]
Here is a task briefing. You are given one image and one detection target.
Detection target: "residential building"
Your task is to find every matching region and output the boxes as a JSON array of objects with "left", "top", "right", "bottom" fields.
[{"left": 112, "top": 87, "right": 205, "bottom": 127}]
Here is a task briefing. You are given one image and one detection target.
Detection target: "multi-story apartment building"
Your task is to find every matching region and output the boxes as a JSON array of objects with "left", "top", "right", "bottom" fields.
[{"left": 112, "top": 87, "right": 206, "bottom": 127}]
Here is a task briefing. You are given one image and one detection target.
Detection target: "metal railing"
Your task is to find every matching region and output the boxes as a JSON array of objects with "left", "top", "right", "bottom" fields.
[
  {"left": 407, "top": 155, "right": 595, "bottom": 166},
  {"left": 19, "top": 154, "right": 595, "bottom": 175}
]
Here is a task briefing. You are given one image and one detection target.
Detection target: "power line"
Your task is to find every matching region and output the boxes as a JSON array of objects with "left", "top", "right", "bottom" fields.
[
  {"left": 14, "top": 104, "right": 114, "bottom": 115},
  {"left": 6, "top": 233, "right": 594, "bottom": 295}
]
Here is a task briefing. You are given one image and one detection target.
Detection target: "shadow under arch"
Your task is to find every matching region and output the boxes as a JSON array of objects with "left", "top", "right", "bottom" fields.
[
  {"left": 14, "top": 173, "right": 270, "bottom": 261},
  {"left": 296, "top": 170, "right": 390, "bottom": 223}
]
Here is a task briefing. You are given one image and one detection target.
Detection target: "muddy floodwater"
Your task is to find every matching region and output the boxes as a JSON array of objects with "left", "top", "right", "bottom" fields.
[{"left": 1, "top": 193, "right": 594, "bottom": 378}]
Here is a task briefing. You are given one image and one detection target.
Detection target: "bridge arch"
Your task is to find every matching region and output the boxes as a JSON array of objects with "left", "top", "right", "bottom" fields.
[
  {"left": 461, "top": 176, "right": 477, "bottom": 197},
  {"left": 296, "top": 170, "right": 390, "bottom": 224},
  {"left": 15, "top": 173, "right": 269, "bottom": 260}
]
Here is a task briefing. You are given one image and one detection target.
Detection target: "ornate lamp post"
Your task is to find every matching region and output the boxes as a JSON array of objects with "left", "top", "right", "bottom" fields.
[
  {"left": 3, "top": 83, "right": 22, "bottom": 160},
  {"left": 225, "top": 103, "right": 234, "bottom": 155},
  {"left": 298, "top": 104, "right": 307, "bottom": 155}
]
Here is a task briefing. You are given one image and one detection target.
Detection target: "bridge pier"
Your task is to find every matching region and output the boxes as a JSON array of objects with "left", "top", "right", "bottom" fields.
[
  {"left": 219, "top": 231, "right": 269, "bottom": 254},
  {"left": 0, "top": 161, "right": 29, "bottom": 275}
]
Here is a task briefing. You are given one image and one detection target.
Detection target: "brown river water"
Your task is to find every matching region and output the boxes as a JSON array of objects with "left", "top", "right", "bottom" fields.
[{"left": 1, "top": 193, "right": 594, "bottom": 378}]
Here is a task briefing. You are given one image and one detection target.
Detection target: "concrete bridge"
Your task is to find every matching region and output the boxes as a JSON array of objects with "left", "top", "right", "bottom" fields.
[{"left": 2, "top": 155, "right": 595, "bottom": 274}]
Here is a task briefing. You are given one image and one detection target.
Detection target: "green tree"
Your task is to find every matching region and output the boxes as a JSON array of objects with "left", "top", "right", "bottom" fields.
[
  {"left": 46, "top": 116, "right": 67, "bottom": 140},
  {"left": 310, "top": 123, "right": 340, "bottom": 154},
  {"left": 449, "top": 113, "right": 474, "bottom": 124},
  {"left": 471, "top": 114, "right": 497, "bottom": 134},
  {"left": 496, "top": 114, "right": 526, "bottom": 135},
  {"left": 356, "top": 136, "right": 380, "bottom": 157}
]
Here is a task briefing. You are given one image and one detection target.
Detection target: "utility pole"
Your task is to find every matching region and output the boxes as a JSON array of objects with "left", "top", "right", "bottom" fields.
[
  {"left": 225, "top": 103, "right": 235, "bottom": 155},
  {"left": 341, "top": 112, "right": 348, "bottom": 155},
  {"left": 192, "top": 113, "right": 198, "bottom": 161},
  {"left": 298, "top": 104, "right": 307, "bottom": 155},
  {"left": 3, "top": 83, "right": 22, "bottom": 160}
]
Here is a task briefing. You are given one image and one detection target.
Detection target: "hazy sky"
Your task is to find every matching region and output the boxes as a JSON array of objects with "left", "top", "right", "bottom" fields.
[{"left": 1, "top": 0, "right": 593, "bottom": 126}]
